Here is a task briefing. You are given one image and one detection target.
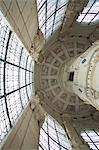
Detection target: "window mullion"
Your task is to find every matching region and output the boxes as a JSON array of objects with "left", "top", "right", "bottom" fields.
[
  {"left": 18, "top": 47, "right": 24, "bottom": 109},
  {"left": 25, "top": 55, "right": 29, "bottom": 101},
  {"left": 3, "top": 29, "right": 12, "bottom": 127}
]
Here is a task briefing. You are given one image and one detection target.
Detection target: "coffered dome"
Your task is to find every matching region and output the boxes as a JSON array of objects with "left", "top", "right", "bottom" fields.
[{"left": 35, "top": 36, "right": 95, "bottom": 118}]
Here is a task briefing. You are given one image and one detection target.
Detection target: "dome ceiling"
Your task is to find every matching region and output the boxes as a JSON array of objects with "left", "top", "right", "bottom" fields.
[
  {"left": 35, "top": 0, "right": 99, "bottom": 118},
  {"left": 35, "top": 36, "right": 96, "bottom": 118}
]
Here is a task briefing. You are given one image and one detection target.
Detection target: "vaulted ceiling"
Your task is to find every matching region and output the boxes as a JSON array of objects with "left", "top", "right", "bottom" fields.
[
  {"left": 0, "top": 0, "right": 98, "bottom": 120},
  {"left": 34, "top": 0, "right": 99, "bottom": 119}
]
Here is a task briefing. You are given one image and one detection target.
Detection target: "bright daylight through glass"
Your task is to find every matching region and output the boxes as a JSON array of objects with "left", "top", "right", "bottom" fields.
[
  {"left": 81, "top": 130, "right": 99, "bottom": 149},
  {"left": 39, "top": 115, "right": 71, "bottom": 150},
  {"left": 37, "top": 0, "right": 69, "bottom": 39},
  {"left": 77, "top": 0, "right": 99, "bottom": 24},
  {"left": 0, "top": 13, "right": 33, "bottom": 143}
]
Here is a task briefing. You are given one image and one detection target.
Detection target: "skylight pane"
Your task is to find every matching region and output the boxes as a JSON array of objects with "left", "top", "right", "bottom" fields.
[
  {"left": 83, "top": 14, "right": 96, "bottom": 23},
  {"left": 49, "top": 138, "right": 60, "bottom": 150},
  {"left": 81, "top": 130, "right": 99, "bottom": 150},
  {"left": 77, "top": 0, "right": 99, "bottom": 24},
  {"left": 0, "top": 23, "right": 9, "bottom": 60},
  {"left": 37, "top": 0, "right": 45, "bottom": 11},
  {"left": 83, "top": 0, "right": 95, "bottom": 13},
  {"left": 37, "top": 0, "right": 69, "bottom": 39},
  {"left": 6, "top": 34, "right": 22, "bottom": 66},
  {"left": 0, "top": 98, "right": 10, "bottom": 142},
  {"left": 89, "top": 144, "right": 98, "bottom": 150},
  {"left": 92, "top": 14, "right": 99, "bottom": 22},
  {"left": 0, "top": 12, "right": 33, "bottom": 144},
  {"left": 57, "top": 0, "right": 67, "bottom": 9},
  {"left": 46, "top": 15, "right": 54, "bottom": 30},
  {"left": 40, "top": 129, "right": 49, "bottom": 149},
  {"left": 20, "top": 87, "right": 28, "bottom": 107},
  {"left": 47, "top": 0, "right": 56, "bottom": 18},
  {"left": 54, "top": 7, "right": 65, "bottom": 24},
  {"left": 48, "top": 125, "right": 57, "bottom": 141},
  {"left": 89, "top": 2, "right": 99, "bottom": 13},
  {"left": 38, "top": 5, "right": 45, "bottom": 28},
  {"left": 0, "top": 61, "right": 4, "bottom": 97},
  {"left": 5, "top": 64, "right": 19, "bottom": 93},
  {"left": 20, "top": 69, "right": 25, "bottom": 87},
  {"left": 39, "top": 115, "right": 72, "bottom": 150},
  {"left": 25, "top": 56, "right": 32, "bottom": 70},
  {"left": 6, "top": 91, "right": 22, "bottom": 125},
  {"left": 54, "top": 7, "right": 65, "bottom": 28},
  {"left": 77, "top": 14, "right": 85, "bottom": 22}
]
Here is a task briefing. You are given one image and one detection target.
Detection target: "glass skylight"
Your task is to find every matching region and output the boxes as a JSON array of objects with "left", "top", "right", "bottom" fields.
[
  {"left": 37, "top": 0, "right": 69, "bottom": 39},
  {"left": 39, "top": 115, "right": 72, "bottom": 150},
  {"left": 0, "top": 13, "right": 33, "bottom": 143},
  {"left": 77, "top": 0, "right": 99, "bottom": 24},
  {"left": 81, "top": 130, "right": 99, "bottom": 149}
]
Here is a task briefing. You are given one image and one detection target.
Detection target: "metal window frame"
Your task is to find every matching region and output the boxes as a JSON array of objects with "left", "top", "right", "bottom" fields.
[
  {"left": 39, "top": 115, "right": 70, "bottom": 150},
  {"left": 81, "top": 130, "right": 99, "bottom": 150},
  {"left": 37, "top": 0, "right": 68, "bottom": 39},
  {"left": 0, "top": 16, "right": 33, "bottom": 143},
  {"left": 77, "top": 0, "right": 99, "bottom": 25}
]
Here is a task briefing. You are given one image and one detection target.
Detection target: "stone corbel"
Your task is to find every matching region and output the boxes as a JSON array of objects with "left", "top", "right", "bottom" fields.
[
  {"left": 30, "top": 95, "right": 45, "bottom": 127},
  {"left": 30, "top": 29, "right": 45, "bottom": 62}
]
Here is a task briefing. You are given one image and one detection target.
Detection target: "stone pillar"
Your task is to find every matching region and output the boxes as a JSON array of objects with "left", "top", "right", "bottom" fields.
[
  {"left": 2, "top": 95, "right": 45, "bottom": 150},
  {"left": 63, "top": 119, "right": 89, "bottom": 150}
]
